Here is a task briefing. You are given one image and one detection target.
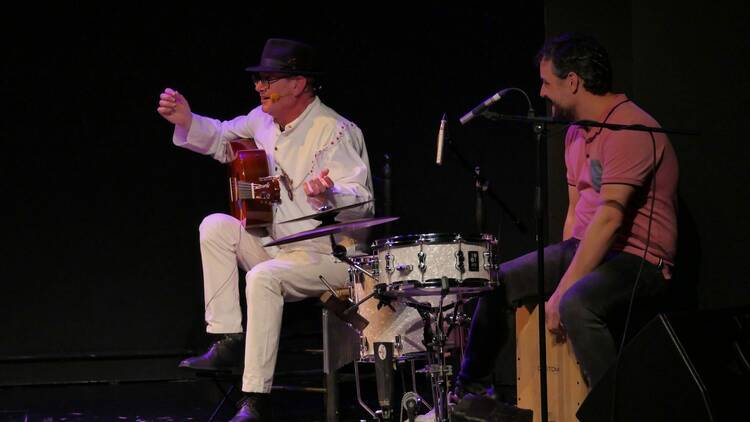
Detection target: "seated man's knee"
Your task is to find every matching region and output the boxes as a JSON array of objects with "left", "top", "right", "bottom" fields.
[
  {"left": 199, "top": 213, "right": 239, "bottom": 242},
  {"left": 245, "top": 263, "right": 282, "bottom": 297},
  {"left": 559, "top": 289, "right": 593, "bottom": 330}
]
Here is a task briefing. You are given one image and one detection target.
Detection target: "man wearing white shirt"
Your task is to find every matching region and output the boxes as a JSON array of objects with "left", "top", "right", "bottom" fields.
[{"left": 157, "top": 38, "right": 373, "bottom": 421}]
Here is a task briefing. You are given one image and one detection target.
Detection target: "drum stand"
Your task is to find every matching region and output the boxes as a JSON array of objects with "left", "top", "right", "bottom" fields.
[
  {"left": 406, "top": 277, "right": 465, "bottom": 422},
  {"left": 326, "top": 233, "right": 472, "bottom": 422},
  {"left": 325, "top": 234, "right": 406, "bottom": 421}
]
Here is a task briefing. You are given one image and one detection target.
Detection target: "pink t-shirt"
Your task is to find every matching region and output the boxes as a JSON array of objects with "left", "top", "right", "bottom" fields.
[{"left": 565, "top": 94, "right": 679, "bottom": 266}]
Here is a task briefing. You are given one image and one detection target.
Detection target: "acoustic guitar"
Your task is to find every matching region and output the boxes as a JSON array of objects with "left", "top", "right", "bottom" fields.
[{"left": 227, "top": 139, "right": 281, "bottom": 228}]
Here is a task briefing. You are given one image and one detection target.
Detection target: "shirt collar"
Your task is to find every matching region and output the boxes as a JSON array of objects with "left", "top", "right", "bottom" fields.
[
  {"left": 280, "top": 96, "right": 320, "bottom": 134},
  {"left": 583, "top": 93, "right": 629, "bottom": 142}
]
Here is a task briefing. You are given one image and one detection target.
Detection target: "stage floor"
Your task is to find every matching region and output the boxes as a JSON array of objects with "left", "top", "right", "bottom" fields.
[{"left": 0, "top": 378, "right": 341, "bottom": 421}]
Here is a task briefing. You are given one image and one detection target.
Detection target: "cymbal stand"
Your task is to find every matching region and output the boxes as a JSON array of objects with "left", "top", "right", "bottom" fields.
[{"left": 329, "top": 233, "right": 378, "bottom": 281}]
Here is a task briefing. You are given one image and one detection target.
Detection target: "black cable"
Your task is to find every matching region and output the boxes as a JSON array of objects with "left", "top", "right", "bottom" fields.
[
  {"left": 204, "top": 222, "right": 246, "bottom": 312},
  {"left": 608, "top": 130, "right": 658, "bottom": 422}
]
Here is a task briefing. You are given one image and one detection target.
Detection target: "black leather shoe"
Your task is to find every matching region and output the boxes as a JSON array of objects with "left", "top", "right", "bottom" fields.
[
  {"left": 229, "top": 393, "right": 272, "bottom": 422},
  {"left": 450, "top": 375, "right": 492, "bottom": 404},
  {"left": 178, "top": 333, "right": 244, "bottom": 371}
]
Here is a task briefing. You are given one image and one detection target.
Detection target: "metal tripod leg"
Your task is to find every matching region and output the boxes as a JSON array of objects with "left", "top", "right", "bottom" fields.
[{"left": 207, "top": 381, "right": 236, "bottom": 422}]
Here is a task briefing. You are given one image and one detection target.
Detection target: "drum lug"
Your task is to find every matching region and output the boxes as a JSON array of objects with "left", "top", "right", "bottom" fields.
[
  {"left": 385, "top": 253, "right": 395, "bottom": 274},
  {"left": 394, "top": 335, "right": 403, "bottom": 354},
  {"left": 396, "top": 264, "right": 413, "bottom": 274},
  {"left": 446, "top": 312, "right": 472, "bottom": 327},
  {"left": 455, "top": 250, "right": 465, "bottom": 273},
  {"left": 417, "top": 251, "right": 427, "bottom": 273},
  {"left": 483, "top": 251, "right": 491, "bottom": 271},
  {"left": 361, "top": 337, "right": 369, "bottom": 358}
]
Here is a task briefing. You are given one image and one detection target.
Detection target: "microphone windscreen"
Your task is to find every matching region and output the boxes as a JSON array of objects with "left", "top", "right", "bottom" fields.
[{"left": 270, "top": 92, "right": 281, "bottom": 102}]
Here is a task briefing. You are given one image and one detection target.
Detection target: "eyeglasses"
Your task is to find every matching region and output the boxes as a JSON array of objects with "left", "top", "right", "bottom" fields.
[{"left": 252, "top": 74, "right": 290, "bottom": 90}]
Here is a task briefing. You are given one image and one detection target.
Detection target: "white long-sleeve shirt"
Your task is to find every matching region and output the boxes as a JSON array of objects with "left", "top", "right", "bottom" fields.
[{"left": 173, "top": 96, "right": 374, "bottom": 253}]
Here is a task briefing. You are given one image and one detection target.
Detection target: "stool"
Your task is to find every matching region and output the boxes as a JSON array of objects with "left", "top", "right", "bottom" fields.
[
  {"left": 515, "top": 305, "right": 588, "bottom": 422},
  {"left": 189, "top": 295, "right": 358, "bottom": 422},
  {"left": 320, "top": 288, "right": 361, "bottom": 422}
]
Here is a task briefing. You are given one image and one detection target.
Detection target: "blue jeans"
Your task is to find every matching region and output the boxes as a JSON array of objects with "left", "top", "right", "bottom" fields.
[{"left": 458, "top": 238, "right": 668, "bottom": 388}]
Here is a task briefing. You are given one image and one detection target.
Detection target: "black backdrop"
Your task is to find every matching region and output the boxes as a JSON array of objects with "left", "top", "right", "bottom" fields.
[
  {"left": 1, "top": 3, "right": 545, "bottom": 363},
  {"left": 3, "top": 1, "right": 749, "bottom": 383},
  {"left": 543, "top": 0, "right": 750, "bottom": 312}
]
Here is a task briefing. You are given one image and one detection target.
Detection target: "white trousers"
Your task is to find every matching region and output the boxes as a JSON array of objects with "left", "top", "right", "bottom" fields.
[{"left": 198, "top": 213, "right": 349, "bottom": 393}]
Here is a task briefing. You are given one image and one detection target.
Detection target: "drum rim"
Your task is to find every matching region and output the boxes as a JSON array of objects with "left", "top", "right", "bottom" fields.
[
  {"left": 349, "top": 254, "right": 378, "bottom": 262},
  {"left": 371, "top": 232, "right": 496, "bottom": 248},
  {"left": 389, "top": 278, "right": 494, "bottom": 287}
]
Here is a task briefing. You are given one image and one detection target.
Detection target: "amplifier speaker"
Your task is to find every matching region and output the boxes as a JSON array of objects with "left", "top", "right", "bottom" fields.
[{"left": 577, "top": 307, "right": 750, "bottom": 422}]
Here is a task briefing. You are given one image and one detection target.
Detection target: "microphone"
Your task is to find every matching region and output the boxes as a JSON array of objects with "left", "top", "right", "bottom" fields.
[
  {"left": 459, "top": 88, "right": 512, "bottom": 125},
  {"left": 436, "top": 113, "right": 446, "bottom": 165},
  {"left": 269, "top": 92, "right": 289, "bottom": 102}
]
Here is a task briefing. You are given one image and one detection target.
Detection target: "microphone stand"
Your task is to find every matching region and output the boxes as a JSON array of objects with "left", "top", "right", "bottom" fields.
[
  {"left": 444, "top": 132, "right": 527, "bottom": 234},
  {"left": 475, "top": 165, "right": 487, "bottom": 233},
  {"left": 533, "top": 118, "right": 550, "bottom": 422}
]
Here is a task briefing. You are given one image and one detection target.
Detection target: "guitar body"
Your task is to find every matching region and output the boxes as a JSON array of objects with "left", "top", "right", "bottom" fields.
[{"left": 228, "top": 139, "right": 281, "bottom": 228}]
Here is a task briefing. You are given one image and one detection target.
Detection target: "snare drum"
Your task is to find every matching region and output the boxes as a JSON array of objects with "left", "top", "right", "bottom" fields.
[
  {"left": 371, "top": 233, "right": 498, "bottom": 296},
  {"left": 348, "top": 255, "right": 433, "bottom": 360}
]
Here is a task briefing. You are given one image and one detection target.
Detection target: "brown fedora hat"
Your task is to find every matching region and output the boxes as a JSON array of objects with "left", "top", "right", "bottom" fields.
[{"left": 244, "top": 38, "right": 323, "bottom": 75}]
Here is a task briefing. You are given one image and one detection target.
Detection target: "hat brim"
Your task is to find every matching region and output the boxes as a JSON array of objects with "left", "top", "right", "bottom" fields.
[{"left": 244, "top": 65, "right": 324, "bottom": 75}]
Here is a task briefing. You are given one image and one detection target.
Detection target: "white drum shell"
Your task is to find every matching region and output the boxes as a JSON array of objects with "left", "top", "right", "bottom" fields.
[
  {"left": 372, "top": 233, "right": 498, "bottom": 296},
  {"left": 349, "top": 256, "right": 455, "bottom": 360}
]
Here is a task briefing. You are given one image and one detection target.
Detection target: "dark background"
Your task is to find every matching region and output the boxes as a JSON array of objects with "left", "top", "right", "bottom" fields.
[{"left": 1, "top": 1, "right": 748, "bottom": 384}]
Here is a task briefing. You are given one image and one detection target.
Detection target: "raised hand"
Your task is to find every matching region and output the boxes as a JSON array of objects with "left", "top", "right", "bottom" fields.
[{"left": 157, "top": 87, "right": 192, "bottom": 128}]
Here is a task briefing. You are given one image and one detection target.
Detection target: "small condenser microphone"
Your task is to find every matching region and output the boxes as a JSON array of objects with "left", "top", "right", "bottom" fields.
[{"left": 436, "top": 113, "right": 446, "bottom": 165}]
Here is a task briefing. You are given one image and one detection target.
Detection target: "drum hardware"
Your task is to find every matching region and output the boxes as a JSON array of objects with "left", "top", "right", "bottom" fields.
[
  {"left": 410, "top": 291, "right": 457, "bottom": 422},
  {"left": 373, "top": 342, "right": 396, "bottom": 421},
  {"left": 354, "top": 345, "right": 434, "bottom": 422},
  {"left": 316, "top": 229, "right": 497, "bottom": 421},
  {"left": 483, "top": 250, "right": 493, "bottom": 271},
  {"left": 384, "top": 253, "right": 395, "bottom": 274},
  {"left": 318, "top": 274, "right": 340, "bottom": 298},
  {"left": 401, "top": 390, "right": 430, "bottom": 422},
  {"left": 371, "top": 233, "right": 498, "bottom": 297},
  {"left": 356, "top": 358, "right": 422, "bottom": 422},
  {"left": 396, "top": 264, "right": 413, "bottom": 274},
  {"left": 418, "top": 251, "right": 426, "bottom": 273},
  {"left": 394, "top": 335, "right": 403, "bottom": 355},
  {"left": 319, "top": 275, "right": 369, "bottom": 332},
  {"left": 454, "top": 250, "right": 465, "bottom": 273},
  {"left": 443, "top": 312, "right": 471, "bottom": 328},
  {"left": 343, "top": 281, "right": 395, "bottom": 316}
]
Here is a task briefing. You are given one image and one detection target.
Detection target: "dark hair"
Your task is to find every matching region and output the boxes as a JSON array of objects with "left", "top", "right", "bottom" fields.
[{"left": 536, "top": 33, "right": 612, "bottom": 95}]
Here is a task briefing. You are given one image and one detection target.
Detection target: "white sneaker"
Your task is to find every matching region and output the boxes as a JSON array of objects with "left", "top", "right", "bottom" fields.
[{"left": 414, "top": 408, "right": 435, "bottom": 422}]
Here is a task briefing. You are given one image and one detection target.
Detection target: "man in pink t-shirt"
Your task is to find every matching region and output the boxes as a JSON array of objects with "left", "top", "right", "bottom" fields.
[{"left": 456, "top": 33, "right": 679, "bottom": 394}]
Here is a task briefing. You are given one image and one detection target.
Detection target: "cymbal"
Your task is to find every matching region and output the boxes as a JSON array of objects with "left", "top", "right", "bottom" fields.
[
  {"left": 279, "top": 200, "right": 374, "bottom": 224},
  {"left": 265, "top": 216, "right": 399, "bottom": 247}
]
